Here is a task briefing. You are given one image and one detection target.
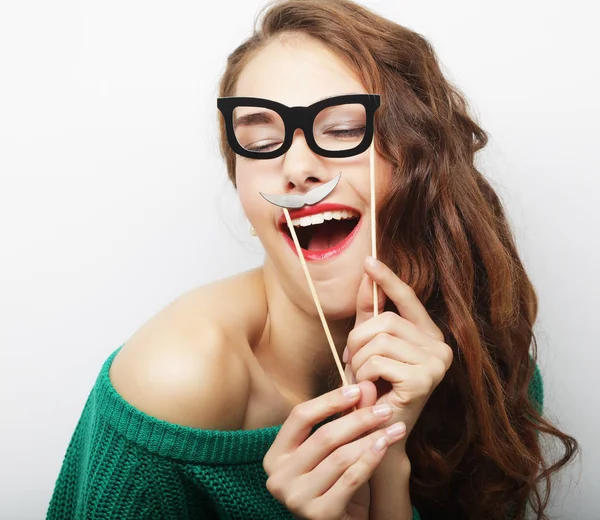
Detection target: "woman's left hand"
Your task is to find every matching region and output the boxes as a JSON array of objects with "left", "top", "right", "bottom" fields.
[{"left": 344, "top": 256, "right": 454, "bottom": 449}]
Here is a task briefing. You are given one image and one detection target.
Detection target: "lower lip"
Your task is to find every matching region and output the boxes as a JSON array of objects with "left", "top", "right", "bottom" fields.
[{"left": 281, "top": 218, "right": 363, "bottom": 261}]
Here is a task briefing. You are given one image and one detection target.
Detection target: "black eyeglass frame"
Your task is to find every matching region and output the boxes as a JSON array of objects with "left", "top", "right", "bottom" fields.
[{"left": 217, "top": 94, "right": 381, "bottom": 160}]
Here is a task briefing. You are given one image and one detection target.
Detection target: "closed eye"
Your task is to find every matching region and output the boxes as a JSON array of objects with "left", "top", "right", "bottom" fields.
[
  {"left": 246, "top": 141, "right": 282, "bottom": 152},
  {"left": 327, "top": 127, "right": 365, "bottom": 137}
]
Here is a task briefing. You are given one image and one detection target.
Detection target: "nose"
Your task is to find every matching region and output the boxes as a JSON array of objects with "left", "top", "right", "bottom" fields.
[{"left": 281, "top": 129, "right": 328, "bottom": 193}]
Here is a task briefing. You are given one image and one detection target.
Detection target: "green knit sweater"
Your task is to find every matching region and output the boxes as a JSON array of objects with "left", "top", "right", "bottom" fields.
[{"left": 47, "top": 346, "right": 544, "bottom": 520}]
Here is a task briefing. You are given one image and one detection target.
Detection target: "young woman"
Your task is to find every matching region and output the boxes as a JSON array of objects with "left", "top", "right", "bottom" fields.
[{"left": 47, "top": 1, "right": 579, "bottom": 519}]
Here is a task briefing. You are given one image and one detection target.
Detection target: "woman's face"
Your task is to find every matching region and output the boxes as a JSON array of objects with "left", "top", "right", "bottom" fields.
[{"left": 234, "top": 33, "right": 393, "bottom": 319}]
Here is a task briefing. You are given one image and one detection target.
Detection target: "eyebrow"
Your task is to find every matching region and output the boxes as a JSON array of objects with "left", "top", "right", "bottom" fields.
[
  {"left": 233, "top": 111, "right": 276, "bottom": 129},
  {"left": 231, "top": 92, "right": 367, "bottom": 128}
]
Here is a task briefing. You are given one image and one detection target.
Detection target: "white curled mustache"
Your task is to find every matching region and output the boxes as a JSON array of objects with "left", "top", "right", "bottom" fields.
[{"left": 259, "top": 172, "right": 342, "bottom": 209}]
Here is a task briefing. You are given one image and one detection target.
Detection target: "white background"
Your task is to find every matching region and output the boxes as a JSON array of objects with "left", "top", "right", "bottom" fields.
[{"left": 1, "top": 0, "right": 597, "bottom": 518}]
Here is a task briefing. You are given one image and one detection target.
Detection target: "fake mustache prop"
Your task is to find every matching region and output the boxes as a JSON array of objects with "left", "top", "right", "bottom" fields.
[{"left": 259, "top": 172, "right": 341, "bottom": 209}]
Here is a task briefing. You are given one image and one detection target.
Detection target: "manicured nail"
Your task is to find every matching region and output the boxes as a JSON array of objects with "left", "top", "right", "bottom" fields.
[
  {"left": 366, "top": 256, "right": 379, "bottom": 269},
  {"left": 342, "top": 346, "right": 349, "bottom": 363},
  {"left": 342, "top": 385, "right": 360, "bottom": 399},
  {"left": 386, "top": 422, "right": 406, "bottom": 438},
  {"left": 373, "top": 404, "right": 392, "bottom": 417},
  {"left": 372, "top": 436, "right": 388, "bottom": 452}
]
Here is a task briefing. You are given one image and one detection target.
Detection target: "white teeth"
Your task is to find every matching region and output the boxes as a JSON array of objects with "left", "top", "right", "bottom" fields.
[{"left": 289, "top": 209, "right": 359, "bottom": 228}]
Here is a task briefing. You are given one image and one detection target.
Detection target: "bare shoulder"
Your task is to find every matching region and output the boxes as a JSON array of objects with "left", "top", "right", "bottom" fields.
[{"left": 110, "top": 269, "right": 266, "bottom": 430}]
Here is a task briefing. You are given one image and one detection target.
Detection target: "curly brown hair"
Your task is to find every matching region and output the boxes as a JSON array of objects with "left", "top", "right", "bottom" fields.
[{"left": 216, "top": 1, "right": 580, "bottom": 518}]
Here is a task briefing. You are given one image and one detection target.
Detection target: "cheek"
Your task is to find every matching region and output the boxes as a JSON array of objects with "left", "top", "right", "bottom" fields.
[
  {"left": 236, "top": 175, "right": 262, "bottom": 221},
  {"left": 235, "top": 164, "right": 276, "bottom": 226}
]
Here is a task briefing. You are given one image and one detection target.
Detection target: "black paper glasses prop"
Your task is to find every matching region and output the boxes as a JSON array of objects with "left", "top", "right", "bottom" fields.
[
  {"left": 217, "top": 93, "right": 382, "bottom": 387},
  {"left": 217, "top": 94, "right": 380, "bottom": 160}
]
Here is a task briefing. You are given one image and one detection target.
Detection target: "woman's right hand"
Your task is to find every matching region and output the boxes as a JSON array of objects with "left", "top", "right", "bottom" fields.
[{"left": 262, "top": 380, "right": 407, "bottom": 520}]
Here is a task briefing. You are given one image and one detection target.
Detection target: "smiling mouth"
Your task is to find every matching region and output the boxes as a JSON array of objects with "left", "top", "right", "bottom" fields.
[{"left": 279, "top": 204, "right": 362, "bottom": 261}]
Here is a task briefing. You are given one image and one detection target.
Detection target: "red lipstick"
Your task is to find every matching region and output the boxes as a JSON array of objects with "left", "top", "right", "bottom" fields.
[{"left": 278, "top": 203, "right": 362, "bottom": 261}]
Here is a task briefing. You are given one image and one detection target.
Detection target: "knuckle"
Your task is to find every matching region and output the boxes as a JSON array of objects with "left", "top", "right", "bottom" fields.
[
  {"left": 265, "top": 475, "right": 283, "bottom": 498},
  {"left": 369, "top": 354, "right": 385, "bottom": 368},
  {"left": 313, "top": 426, "right": 338, "bottom": 450},
  {"left": 433, "top": 358, "right": 447, "bottom": 381},
  {"left": 372, "top": 332, "right": 389, "bottom": 349},
  {"left": 341, "top": 462, "right": 365, "bottom": 489},
  {"left": 442, "top": 344, "right": 454, "bottom": 367},
  {"left": 262, "top": 456, "right": 272, "bottom": 476},
  {"left": 284, "top": 491, "right": 306, "bottom": 514},
  {"left": 346, "top": 328, "right": 357, "bottom": 347},
  {"left": 329, "top": 445, "right": 354, "bottom": 469},
  {"left": 382, "top": 311, "right": 397, "bottom": 327},
  {"left": 290, "top": 402, "right": 311, "bottom": 423}
]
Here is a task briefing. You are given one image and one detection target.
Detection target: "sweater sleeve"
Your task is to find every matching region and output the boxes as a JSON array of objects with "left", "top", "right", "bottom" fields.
[{"left": 46, "top": 387, "right": 158, "bottom": 519}]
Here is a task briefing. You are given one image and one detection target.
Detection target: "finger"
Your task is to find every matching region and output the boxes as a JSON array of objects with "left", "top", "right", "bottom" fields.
[
  {"left": 289, "top": 402, "right": 395, "bottom": 474},
  {"left": 349, "top": 334, "right": 428, "bottom": 376},
  {"left": 364, "top": 257, "right": 444, "bottom": 341},
  {"left": 354, "top": 356, "right": 427, "bottom": 395},
  {"left": 355, "top": 379, "right": 377, "bottom": 411},
  {"left": 347, "top": 311, "right": 440, "bottom": 363},
  {"left": 355, "top": 270, "right": 386, "bottom": 328},
  {"left": 301, "top": 421, "right": 407, "bottom": 501},
  {"left": 340, "top": 380, "right": 377, "bottom": 415},
  {"left": 314, "top": 428, "right": 404, "bottom": 511},
  {"left": 266, "top": 385, "right": 363, "bottom": 465}
]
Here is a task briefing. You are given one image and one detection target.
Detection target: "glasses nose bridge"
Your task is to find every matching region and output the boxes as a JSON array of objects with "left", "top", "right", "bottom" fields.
[{"left": 287, "top": 105, "right": 312, "bottom": 136}]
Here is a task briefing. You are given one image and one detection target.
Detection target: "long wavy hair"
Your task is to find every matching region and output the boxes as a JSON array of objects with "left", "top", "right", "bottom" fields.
[{"left": 216, "top": 1, "right": 580, "bottom": 518}]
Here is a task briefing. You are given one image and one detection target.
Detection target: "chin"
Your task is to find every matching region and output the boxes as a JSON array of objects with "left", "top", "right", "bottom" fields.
[
  {"left": 263, "top": 205, "right": 372, "bottom": 319},
  {"left": 302, "top": 266, "right": 364, "bottom": 321}
]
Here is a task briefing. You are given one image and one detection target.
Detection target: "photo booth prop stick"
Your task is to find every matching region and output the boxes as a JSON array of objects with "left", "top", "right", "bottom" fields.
[
  {"left": 369, "top": 140, "right": 379, "bottom": 317},
  {"left": 260, "top": 173, "right": 348, "bottom": 385},
  {"left": 282, "top": 207, "right": 349, "bottom": 385}
]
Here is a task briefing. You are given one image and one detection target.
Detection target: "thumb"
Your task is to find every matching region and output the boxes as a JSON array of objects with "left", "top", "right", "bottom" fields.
[
  {"left": 340, "top": 380, "right": 377, "bottom": 416},
  {"left": 355, "top": 268, "right": 386, "bottom": 328},
  {"left": 355, "top": 380, "right": 378, "bottom": 410}
]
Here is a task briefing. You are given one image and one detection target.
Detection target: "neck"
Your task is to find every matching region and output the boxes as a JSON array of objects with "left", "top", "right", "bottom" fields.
[{"left": 253, "top": 263, "right": 354, "bottom": 405}]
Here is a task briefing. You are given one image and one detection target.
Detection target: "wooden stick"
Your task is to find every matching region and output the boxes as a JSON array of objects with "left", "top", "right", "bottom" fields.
[
  {"left": 283, "top": 208, "right": 348, "bottom": 386},
  {"left": 369, "top": 140, "right": 379, "bottom": 317}
]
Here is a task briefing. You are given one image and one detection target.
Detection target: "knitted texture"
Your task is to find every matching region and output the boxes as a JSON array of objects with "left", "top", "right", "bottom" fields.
[
  {"left": 528, "top": 359, "right": 544, "bottom": 416},
  {"left": 47, "top": 347, "right": 543, "bottom": 519}
]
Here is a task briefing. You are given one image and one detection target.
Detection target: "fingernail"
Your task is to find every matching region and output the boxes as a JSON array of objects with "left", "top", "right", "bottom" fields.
[
  {"left": 366, "top": 256, "right": 379, "bottom": 269},
  {"left": 342, "top": 385, "right": 360, "bottom": 399},
  {"left": 342, "top": 346, "right": 349, "bottom": 363},
  {"left": 373, "top": 404, "right": 392, "bottom": 417},
  {"left": 386, "top": 422, "right": 406, "bottom": 438},
  {"left": 372, "top": 436, "right": 388, "bottom": 452}
]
